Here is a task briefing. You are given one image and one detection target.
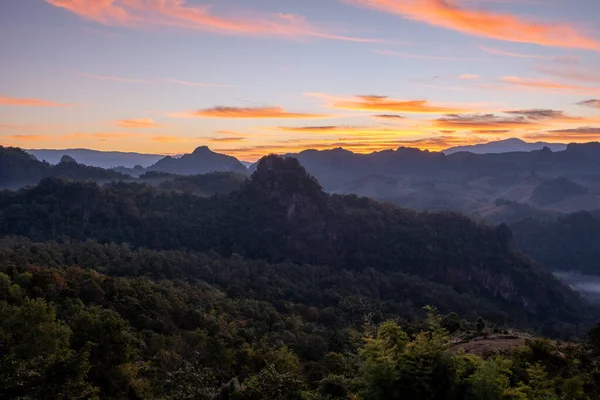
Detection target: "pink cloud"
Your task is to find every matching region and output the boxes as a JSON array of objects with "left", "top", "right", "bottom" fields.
[
  {"left": 347, "top": 0, "right": 600, "bottom": 51},
  {"left": 46, "top": 0, "right": 382, "bottom": 43}
]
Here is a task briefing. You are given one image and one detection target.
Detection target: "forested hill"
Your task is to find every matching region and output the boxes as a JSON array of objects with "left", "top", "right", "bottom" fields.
[
  {"left": 0, "top": 146, "right": 130, "bottom": 188},
  {"left": 0, "top": 155, "right": 592, "bottom": 330},
  {"left": 146, "top": 145, "right": 247, "bottom": 175},
  {"left": 512, "top": 211, "right": 600, "bottom": 274}
]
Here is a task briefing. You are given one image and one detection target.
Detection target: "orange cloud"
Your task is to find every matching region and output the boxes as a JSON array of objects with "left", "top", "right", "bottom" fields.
[
  {"left": 208, "top": 136, "right": 246, "bottom": 143},
  {"left": 116, "top": 118, "right": 161, "bottom": 128},
  {"left": 525, "top": 127, "right": 600, "bottom": 142},
  {"left": 458, "top": 74, "right": 480, "bottom": 80},
  {"left": 434, "top": 114, "right": 543, "bottom": 132},
  {"left": 346, "top": 0, "right": 600, "bottom": 50},
  {"left": 389, "top": 135, "right": 490, "bottom": 150},
  {"left": 276, "top": 125, "right": 422, "bottom": 136},
  {"left": 217, "top": 130, "right": 244, "bottom": 135},
  {"left": 95, "top": 132, "right": 136, "bottom": 139},
  {"left": 183, "top": 106, "right": 330, "bottom": 119},
  {"left": 59, "top": 132, "right": 138, "bottom": 140},
  {"left": 307, "top": 93, "right": 472, "bottom": 114},
  {"left": 0, "top": 95, "right": 70, "bottom": 107},
  {"left": 45, "top": 0, "right": 381, "bottom": 43},
  {"left": 149, "top": 135, "right": 186, "bottom": 143},
  {"left": 216, "top": 135, "right": 491, "bottom": 159},
  {"left": 57, "top": 131, "right": 192, "bottom": 143},
  {"left": 1, "top": 135, "right": 51, "bottom": 141}
]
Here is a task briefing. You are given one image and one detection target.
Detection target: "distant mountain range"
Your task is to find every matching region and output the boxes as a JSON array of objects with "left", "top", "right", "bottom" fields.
[
  {"left": 146, "top": 145, "right": 247, "bottom": 175},
  {"left": 27, "top": 148, "right": 166, "bottom": 168},
  {"left": 24, "top": 146, "right": 248, "bottom": 178},
  {"left": 284, "top": 143, "right": 600, "bottom": 218},
  {"left": 0, "top": 146, "right": 129, "bottom": 189},
  {"left": 443, "top": 138, "right": 568, "bottom": 155},
  {"left": 6, "top": 142, "right": 600, "bottom": 301},
  {"left": 0, "top": 154, "right": 591, "bottom": 328},
  {"left": 25, "top": 138, "right": 568, "bottom": 170},
  {"left": 5, "top": 140, "right": 600, "bottom": 222}
]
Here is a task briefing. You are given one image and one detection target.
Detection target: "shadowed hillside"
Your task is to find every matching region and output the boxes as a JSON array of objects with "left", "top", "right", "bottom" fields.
[
  {"left": 0, "top": 146, "right": 130, "bottom": 189},
  {"left": 0, "top": 155, "right": 592, "bottom": 332},
  {"left": 147, "top": 146, "right": 247, "bottom": 175}
]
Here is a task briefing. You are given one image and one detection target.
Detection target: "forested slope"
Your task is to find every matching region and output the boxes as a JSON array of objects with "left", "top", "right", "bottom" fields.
[
  {"left": 1, "top": 156, "right": 600, "bottom": 399},
  {"left": 0, "top": 156, "right": 591, "bottom": 330}
]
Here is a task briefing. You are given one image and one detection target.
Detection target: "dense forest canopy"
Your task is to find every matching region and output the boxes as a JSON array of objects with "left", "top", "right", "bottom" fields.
[
  {"left": 512, "top": 211, "right": 600, "bottom": 274},
  {"left": 2, "top": 152, "right": 600, "bottom": 398},
  {"left": 2, "top": 237, "right": 600, "bottom": 399},
  {"left": 0, "top": 156, "right": 591, "bottom": 329}
]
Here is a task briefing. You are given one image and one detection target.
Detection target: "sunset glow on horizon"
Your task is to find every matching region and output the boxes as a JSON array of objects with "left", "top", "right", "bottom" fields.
[{"left": 2, "top": 0, "right": 600, "bottom": 161}]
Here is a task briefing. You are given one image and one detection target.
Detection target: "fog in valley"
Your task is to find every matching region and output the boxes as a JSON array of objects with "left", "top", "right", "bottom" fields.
[{"left": 555, "top": 271, "right": 600, "bottom": 301}]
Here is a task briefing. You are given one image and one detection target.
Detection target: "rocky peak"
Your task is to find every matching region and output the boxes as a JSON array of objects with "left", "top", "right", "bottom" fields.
[
  {"left": 59, "top": 155, "right": 78, "bottom": 164},
  {"left": 250, "top": 155, "right": 327, "bottom": 214},
  {"left": 191, "top": 146, "right": 212, "bottom": 156}
]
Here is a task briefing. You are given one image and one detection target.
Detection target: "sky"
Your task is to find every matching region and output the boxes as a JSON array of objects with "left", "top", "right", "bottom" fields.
[{"left": 1, "top": 0, "right": 600, "bottom": 161}]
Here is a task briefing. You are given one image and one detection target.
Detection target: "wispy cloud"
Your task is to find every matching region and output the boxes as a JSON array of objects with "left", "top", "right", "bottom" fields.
[
  {"left": 434, "top": 113, "right": 543, "bottom": 132},
  {"left": 208, "top": 136, "right": 247, "bottom": 143},
  {"left": 534, "top": 64, "right": 600, "bottom": 84},
  {"left": 165, "top": 78, "right": 233, "bottom": 88},
  {"left": 0, "top": 95, "right": 71, "bottom": 107},
  {"left": 59, "top": 132, "right": 138, "bottom": 140},
  {"left": 276, "top": 125, "right": 422, "bottom": 136},
  {"left": 116, "top": 118, "right": 161, "bottom": 128},
  {"left": 81, "top": 73, "right": 232, "bottom": 87},
  {"left": 176, "top": 106, "right": 331, "bottom": 119},
  {"left": 433, "top": 109, "right": 598, "bottom": 133},
  {"left": 80, "top": 73, "right": 150, "bottom": 83},
  {"left": 216, "top": 135, "right": 490, "bottom": 159},
  {"left": 375, "top": 49, "right": 468, "bottom": 60},
  {"left": 525, "top": 127, "right": 600, "bottom": 141},
  {"left": 1, "top": 134, "right": 52, "bottom": 141},
  {"left": 497, "top": 76, "right": 600, "bottom": 94},
  {"left": 57, "top": 131, "right": 191, "bottom": 143},
  {"left": 45, "top": 0, "right": 383, "bottom": 43},
  {"left": 307, "top": 93, "right": 473, "bottom": 114},
  {"left": 478, "top": 45, "right": 555, "bottom": 59},
  {"left": 346, "top": 0, "right": 600, "bottom": 50},
  {"left": 578, "top": 99, "right": 600, "bottom": 109},
  {"left": 503, "top": 109, "right": 578, "bottom": 121},
  {"left": 373, "top": 114, "right": 406, "bottom": 120},
  {"left": 217, "top": 130, "right": 245, "bottom": 135},
  {"left": 549, "top": 127, "right": 600, "bottom": 135}
]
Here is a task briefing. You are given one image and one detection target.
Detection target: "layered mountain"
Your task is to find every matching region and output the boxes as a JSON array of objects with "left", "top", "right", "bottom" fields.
[
  {"left": 0, "top": 155, "right": 592, "bottom": 329},
  {"left": 147, "top": 145, "right": 247, "bottom": 175},
  {"left": 0, "top": 146, "right": 130, "bottom": 188},
  {"left": 139, "top": 170, "right": 248, "bottom": 196},
  {"left": 0, "top": 146, "right": 50, "bottom": 188},
  {"left": 443, "top": 138, "right": 567, "bottom": 155},
  {"left": 512, "top": 211, "right": 600, "bottom": 275},
  {"left": 27, "top": 148, "right": 165, "bottom": 168},
  {"left": 279, "top": 143, "right": 600, "bottom": 217},
  {"left": 7, "top": 142, "right": 600, "bottom": 219}
]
